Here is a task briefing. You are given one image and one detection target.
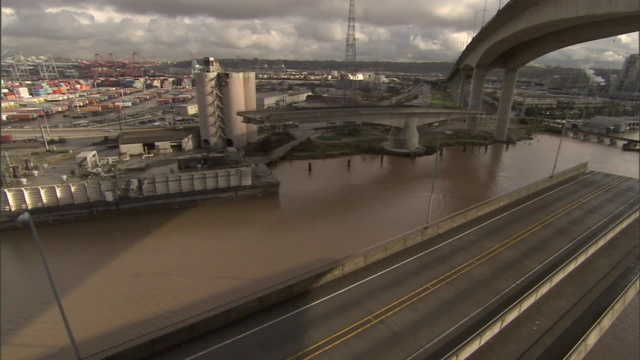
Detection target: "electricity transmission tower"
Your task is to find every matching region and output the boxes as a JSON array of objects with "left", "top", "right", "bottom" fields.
[{"left": 344, "top": 0, "right": 357, "bottom": 106}]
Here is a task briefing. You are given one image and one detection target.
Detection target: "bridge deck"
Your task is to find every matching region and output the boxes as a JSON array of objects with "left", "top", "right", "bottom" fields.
[
  {"left": 238, "top": 106, "right": 483, "bottom": 123},
  {"left": 468, "top": 220, "right": 639, "bottom": 359},
  {"left": 570, "top": 129, "right": 640, "bottom": 144},
  {"left": 153, "top": 171, "right": 639, "bottom": 359}
]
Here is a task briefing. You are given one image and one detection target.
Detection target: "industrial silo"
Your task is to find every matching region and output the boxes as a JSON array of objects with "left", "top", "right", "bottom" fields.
[
  {"left": 196, "top": 57, "right": 225, "bottom": 150},
  {"left": 221, "top": 72, "right": 247, "bottom": 148},
  {"left": 243, "top": 72, "right": 258, "bottom": 143}
]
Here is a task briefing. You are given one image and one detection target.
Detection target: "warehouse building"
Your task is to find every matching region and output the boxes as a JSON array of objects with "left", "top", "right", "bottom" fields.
[
  {"left": 581, "top": 116, "right": 629, "bottom": 134},
  {"left": 256, "top": 91, "right": 312, "bottom": 109},
  {"left": 119, "top": 129, "right": 194, "bottom": 156}
]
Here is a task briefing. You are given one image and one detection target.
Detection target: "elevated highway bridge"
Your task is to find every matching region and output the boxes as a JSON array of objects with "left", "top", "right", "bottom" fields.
[
  {"left": 79, "top": 164, "right": 639, "bottom": 360},
  {"left": 446, "top": 0, "right": 640, "bottom": 141},
  {"left": 238, "top": 0, "right": 639, "bottom": 148},
  {"left": 239, "top": 106, "right": 482, "bottom": 151},
  {"left": 120, "top": 168, "right": 639, "bottom": 360}
]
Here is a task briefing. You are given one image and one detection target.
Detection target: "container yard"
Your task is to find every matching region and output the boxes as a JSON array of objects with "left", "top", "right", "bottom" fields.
[{"left": 1, "top": 79, "right": 173, "bottom": 127}]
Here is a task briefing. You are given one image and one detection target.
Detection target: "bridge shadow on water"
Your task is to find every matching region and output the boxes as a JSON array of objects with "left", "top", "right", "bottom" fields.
[{"left": 2, "top": 193, "right": 338, "bottom": 359}]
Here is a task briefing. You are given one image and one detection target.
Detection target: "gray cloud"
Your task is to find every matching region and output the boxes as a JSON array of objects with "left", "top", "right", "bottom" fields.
[{"left": 1, "top": 1, "right": 637, "bottom": 69}]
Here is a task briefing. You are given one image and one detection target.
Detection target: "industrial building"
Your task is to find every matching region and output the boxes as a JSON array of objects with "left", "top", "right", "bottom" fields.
[
  {"left": 119, "top": 129, "right": 193, "bottom": 155},
  {"left": 559, "top": 98, "right": 605, "bottom": 108},
  {"left": 174, "top": 104, "right": 198, "bottom": 116},
  {"left": 256, "top": 91, "right": 311, "bottom": 109},
  {"left": 195, "top": 57, "right": 258, "bottom": 150},
  {"left": 581, "top": 116, "right": 629, "bottom": 134},
  {"left": 512, "top": 97, "right": 558, "bottom": 109}
]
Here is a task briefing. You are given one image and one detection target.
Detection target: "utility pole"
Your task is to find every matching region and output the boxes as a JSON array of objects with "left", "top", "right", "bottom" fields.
[
  {"left": 427, "top": 131, "right": 441, "bottom": 224},
  {"left": 551, "top": 126, "right": 566, "bottom": 177},
  {"left": 551, "top": 110, "right": 571, "bottom": 177},
  {"left": 344, "top": 0, "right": 357, "bottom": 107},
  {"left": 42, "top": 111, "right": 51, "bottom": 138},
  {"left": 118, "top": 109, "right": 123, "bottom": 133},
  {"left": 17, "top": 213, "right": 82, "bottom": 360},
  {"left": 39, "top": 124, "right": 49, "bottom": 151},
  {"left": 171, "top": 105, "right": 176, "bottom": 128}
]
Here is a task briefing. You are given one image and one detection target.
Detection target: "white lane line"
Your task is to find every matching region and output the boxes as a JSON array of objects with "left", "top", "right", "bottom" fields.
[
  {"left": 407, "top": 194, "right": 640, "bottom": 360},
  {"left": 185, "top": 172, "right": 599, "bottom": 359}
]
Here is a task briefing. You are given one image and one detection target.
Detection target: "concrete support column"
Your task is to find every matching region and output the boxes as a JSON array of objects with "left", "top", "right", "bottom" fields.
[
  {"left": 456, "top": 69, "right": 473, "bottom": 108},
  {"left": 386, "top": 117, "right": 419, "bottom": 150},
  {"left": 495, "top": 68, "right": 518, "bottom": 141},
  {"left": 449, "top": 70, "right": 464, "bottom": 106},
  {"left": 467, "top": 67, "right": 487, "bottom": 134},
  {"left": 456, "top": 74, "right": 466, "bottom": 108}
]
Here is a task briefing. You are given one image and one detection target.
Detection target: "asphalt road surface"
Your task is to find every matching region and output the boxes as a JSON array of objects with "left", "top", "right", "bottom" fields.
[{"left": 151, "top": 171, "right": 639, "bottom": 360}]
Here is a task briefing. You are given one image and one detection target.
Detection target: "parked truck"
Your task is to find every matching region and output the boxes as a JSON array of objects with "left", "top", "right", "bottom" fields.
[{"left": 1, "top": 135, "right": 14, "bottom": 143}]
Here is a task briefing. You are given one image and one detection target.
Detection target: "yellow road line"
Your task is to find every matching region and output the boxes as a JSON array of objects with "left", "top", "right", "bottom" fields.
[{"left": 288, "top": 176, "right": 627, "bottom": 360}]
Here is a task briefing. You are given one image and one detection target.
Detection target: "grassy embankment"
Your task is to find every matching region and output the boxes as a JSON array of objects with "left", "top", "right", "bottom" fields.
[
  {"left": 248, "top": 120, "right": 563, "bottom": 160},
  {"left": 281, "top": 126, "right": 390, "bottom": 160}
]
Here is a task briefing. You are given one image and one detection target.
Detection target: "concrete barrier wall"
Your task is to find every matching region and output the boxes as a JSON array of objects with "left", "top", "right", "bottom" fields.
[
  {"left": 563, "top": 277, "right": 640, "bottom": 360},
  {"left": 317, "top": 162, "right": 588, "bottom": 286},
  {"left": 96, "top": 163, "right": 589, "bottom": 360},
  {"left": 446, "top": 209, "right": 639, "bottom": 360}
]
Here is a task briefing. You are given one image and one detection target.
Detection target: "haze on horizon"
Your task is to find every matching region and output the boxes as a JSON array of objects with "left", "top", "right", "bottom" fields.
[{"left": 1, "top": 0, "right": 638, "bottom": 69}]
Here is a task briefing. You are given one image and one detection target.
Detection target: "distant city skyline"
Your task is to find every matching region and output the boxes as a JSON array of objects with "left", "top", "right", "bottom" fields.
[{"left": 1, "top": 0, "right": 638, "bottom": 69}]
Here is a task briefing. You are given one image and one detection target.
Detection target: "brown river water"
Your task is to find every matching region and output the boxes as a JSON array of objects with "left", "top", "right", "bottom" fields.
[{"left": 1, "top": 132, "right": 638, "bottom": 359}]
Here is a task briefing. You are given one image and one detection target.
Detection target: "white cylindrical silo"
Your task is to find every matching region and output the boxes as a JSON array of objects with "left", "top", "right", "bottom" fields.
[
  {"left": 222, "top": 72, "right": 247, "bottom": 148},
  {"left": 196, "top": 71, "right": 225, "bottom": 150},
  {"left": 243, "top": 72, "right": 258, "bottom": 143}
]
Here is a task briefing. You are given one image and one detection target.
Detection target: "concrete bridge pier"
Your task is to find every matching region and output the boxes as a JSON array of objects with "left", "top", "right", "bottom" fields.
[
  {"left": 449, "top": 68, "right": 471, "bottom": 109},
  {"left": 495, "top": 68, "right": 519, "bottom": 141},
  {"left": 467, "top": 68, "right": 488, "bottom": 134},
  {"left": 386, "top": 117, "right": 420, "bottom": 151}
]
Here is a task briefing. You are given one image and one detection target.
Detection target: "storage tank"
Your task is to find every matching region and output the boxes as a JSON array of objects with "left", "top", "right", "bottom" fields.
[
  {"left": 243, "top": 72, "right": 258, "bottom": 143},
  {"left": 221, "top": 72, "right": 247, "bottom": 148}
]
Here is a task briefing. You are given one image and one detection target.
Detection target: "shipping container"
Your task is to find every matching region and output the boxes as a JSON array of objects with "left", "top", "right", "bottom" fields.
[
  {"left": 81, "top": 106, "right": 101, "bottom": 112},
  {"left": 1, "top": 135, "right": 14, "bottom": 143},
  {"left": 15, "top": 108, "right": 45, "bottom": 116},
  {"left": 7, "top": 113, "right": 38, "bottom": 120}
]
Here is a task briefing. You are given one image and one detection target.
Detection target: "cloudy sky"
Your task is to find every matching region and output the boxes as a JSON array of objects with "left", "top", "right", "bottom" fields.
[{"left": 1, "top": 0, "right": 638, "bottom": 69}]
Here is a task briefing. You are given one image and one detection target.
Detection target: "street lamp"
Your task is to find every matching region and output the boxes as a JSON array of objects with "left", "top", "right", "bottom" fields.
[
  {"left": 16, "top": 212, "right": 82, "bottom": 360},
  {"left": 472, "top": 10, "right": 484, "bottom": 37},
  {"left": 551, "top": 122, "right": 567, "bottom": 177},
  {"left": 427, "top": 131, "right": 441, "bottom": 224},
  {"left": 42, "top": 111, "right": 52, "bottom": 138},
  {"left": 481, "top": 0, "right": 488, "bottom": 28}
]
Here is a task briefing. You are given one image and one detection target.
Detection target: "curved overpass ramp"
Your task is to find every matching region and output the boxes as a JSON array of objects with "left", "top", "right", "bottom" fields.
[
  {"left": 238, "top": 106, "right": 482, "bottom": 151},
  {"left": 446, "top": 0, "right": 640, "bottom": 140}
]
